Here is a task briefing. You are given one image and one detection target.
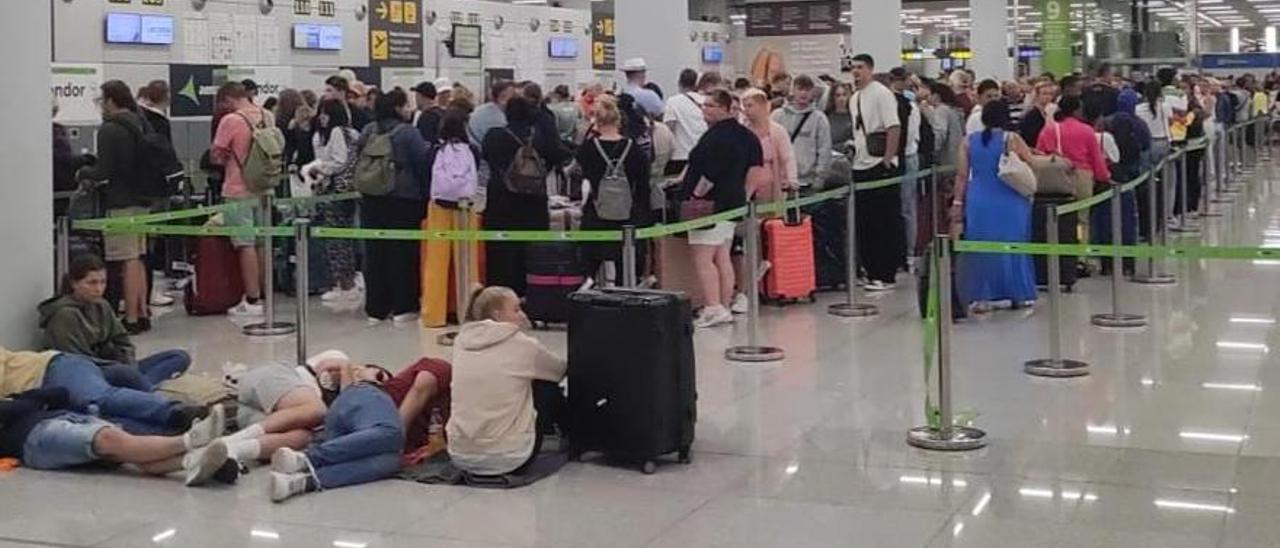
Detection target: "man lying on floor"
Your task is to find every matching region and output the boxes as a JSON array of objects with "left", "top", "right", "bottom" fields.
[{"left": 0, "top": 387, "right": 233, "bottom": 486}]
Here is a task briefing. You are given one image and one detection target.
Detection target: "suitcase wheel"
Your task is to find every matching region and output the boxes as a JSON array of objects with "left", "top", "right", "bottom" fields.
[
  {"left": 678, "top": 448, "right": 692, "bottom": 464},
  {"left": 641, "top": 460, "right": 657, "bottom": 475}
]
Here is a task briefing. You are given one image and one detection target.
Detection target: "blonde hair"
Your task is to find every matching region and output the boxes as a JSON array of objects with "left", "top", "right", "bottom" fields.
[
  {"left": 593, "top": 95, "right": 621, "bottom": 128},
  {"left": 740, "top": 88, "right": 769, "bottom": 106},
  {"left": 465, "top": 286, "right": 519, "bottom": 322}
]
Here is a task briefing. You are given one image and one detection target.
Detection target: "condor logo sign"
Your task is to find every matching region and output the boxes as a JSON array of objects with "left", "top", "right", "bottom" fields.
[{"left": 50, "top": 64, "right": 104, "bottom": 124}]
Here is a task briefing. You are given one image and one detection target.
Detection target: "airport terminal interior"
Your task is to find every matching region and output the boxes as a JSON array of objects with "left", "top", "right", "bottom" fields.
[{"left": 10, "top": 0, "right": 1280, "bottom": 546}]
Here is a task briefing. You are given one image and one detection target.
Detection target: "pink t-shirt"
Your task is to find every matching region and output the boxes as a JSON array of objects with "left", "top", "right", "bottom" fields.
[
  {"left": 745, "top": 121, "right": 798, "bottom": 203},
  {"left": 213, "top": 107, "right": 273, "bottom": 199},
  {"left": 1036, "top": 117, "right": 1111, "bottom": 183}
]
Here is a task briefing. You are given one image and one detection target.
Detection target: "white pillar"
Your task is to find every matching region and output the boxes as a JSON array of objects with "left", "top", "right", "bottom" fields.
[
  {"left": 615, "top": 0, "right": 690, "bottom": 95},
  {"left": 851, "top": 0, "right": 901, "bottom": 71},
  {"left": 971, "top": 0, "right": 1012, "bottom": 80},
  {"left": 1, "top": 1, "right": 52, "bottom": 347}
]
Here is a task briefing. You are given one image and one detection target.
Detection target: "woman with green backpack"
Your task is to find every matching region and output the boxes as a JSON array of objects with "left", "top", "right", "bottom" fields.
[{"left": 352, "top": 89, "right": 431, "bottom": 325}]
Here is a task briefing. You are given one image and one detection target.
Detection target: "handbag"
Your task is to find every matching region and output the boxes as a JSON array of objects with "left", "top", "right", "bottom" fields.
[
  {"left": 679, "top": 177, "right": 716, "bottom": 221},
  {"left": 856, "top": 90, "right": 888, "bottom": 158},
  {"left": 997, "top": 133, "right": 1037, "bottom": 198},
  {"left": 1027, "top": 122, "right": 1077, "bottom": 196}
]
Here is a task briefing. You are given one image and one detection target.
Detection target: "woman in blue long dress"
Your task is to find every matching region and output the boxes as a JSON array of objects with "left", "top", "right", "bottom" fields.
[{"left": 950, "top": 101, "right": 1038, "bottom": 312}]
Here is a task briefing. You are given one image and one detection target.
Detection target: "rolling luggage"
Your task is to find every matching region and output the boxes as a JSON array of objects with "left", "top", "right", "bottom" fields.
[
  {"left": 184, "top": 236, "right": 245, "bottom": 315},
  {"left": 804, "top": 198, "right": 847, "bottom": 290},
  {"left": 566, "top": 288, "right": 695, "bottom": 474},
  {"left": 275, "top": 235, "right": 332, "bottom": 297},
  {"left": 524, "top": 242, "right": 585, "bottom": 326},
  {"left": 761, "top": 199, "right": 816, "bottom": 303},
  {"left": 1031, "top": 193, "right": 1078, "bottom": 291}
]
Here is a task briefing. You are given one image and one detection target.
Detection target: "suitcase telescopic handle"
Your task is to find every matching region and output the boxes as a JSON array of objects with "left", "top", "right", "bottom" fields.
[{"left": 784, "top": 187, "right": 802, "bottom": 226}]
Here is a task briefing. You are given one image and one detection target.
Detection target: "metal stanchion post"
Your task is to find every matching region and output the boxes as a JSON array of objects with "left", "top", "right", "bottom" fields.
[
  {"left": 55, "top": 216, "right": 70, "bottom": 287},
  {"left": 439, "top": 201, "right": 473, "bottom": 348},
  {"left": 1092, "top": 188, "right": 1146, "bottom": 328},
  {"left": 908, "top": 235, "right": 986, "bottom": 451},
  {"left": 294, "top": 219, "right": 310, "bottom": 365},
  {"left": 1200, "top": 140, "right": 1222, "bottom": 217},
  {"left": 1025, "top": 206, "right": 1091, "bottom": 377},
  {"left": 828, "top": 180, "right": 878, "bottom": 317},
  {"left": 1134, "top": 161, "right": 1176, "bottom": 285},
  {"left": 621, "top": 225, "right": 638, "bottom": 288},
  {"left": 726, "top": 202, "right": 784, "bottom": 363},
  {"left": 244, "top": 194, "right": 297, "bottom": 337}
]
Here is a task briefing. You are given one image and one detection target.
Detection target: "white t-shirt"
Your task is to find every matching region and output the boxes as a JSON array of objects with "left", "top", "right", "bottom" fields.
[
  {"left": 849, "top": 81, "right": 900, "bottom": 170},
  {"left": 965, "top": 105, "right": 984, "bottom": 135},
  {"left": 1135, "top": 99, "right": 1173, "bottom": 140},
  {"left": 663, "top": 91, "right": 707, "bottom": 162},
  {"left": 905, "top": 102, "right": 922, "bottom": 157}
]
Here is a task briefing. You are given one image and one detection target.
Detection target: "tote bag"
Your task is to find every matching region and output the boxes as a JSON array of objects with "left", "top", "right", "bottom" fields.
[
  {"left": 1027, "top": 123, "right": 1077, "bottom": 196},
  {"left": 997, "top": 133, "right": 1037, "bottom": 198}
]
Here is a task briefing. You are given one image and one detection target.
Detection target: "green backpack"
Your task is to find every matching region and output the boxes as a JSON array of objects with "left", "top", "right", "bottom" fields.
[
  {"left": 354, "top": 125, "right": 402, "bottom": 196},
  {"left": 233, "top": 111, "right": 286, "bottom": 194}
]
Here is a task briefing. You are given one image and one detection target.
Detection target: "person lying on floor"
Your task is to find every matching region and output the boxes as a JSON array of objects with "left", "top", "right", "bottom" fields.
[
  {"left": 38, "top": 254, "right": 190, "bottom": 392},
  {"left": 0, "top": 347, "right": 208, "bottom": 436},
  {"left": 448, "top": 286, "right": 568, "bottom": 477},
  {"left": 222, "top": 350, "right": 451, "bottom": 466},
  {"left": 264, "top": 357, "right": 405, "bottom": 502},
  {"left": 0, "top": 387, "right": 233, "bottom": 485}
]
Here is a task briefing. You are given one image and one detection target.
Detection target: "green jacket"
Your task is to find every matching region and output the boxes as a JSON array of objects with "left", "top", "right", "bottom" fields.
[{"left": 37, "top": 295, "right": 135, "bottom": 363}]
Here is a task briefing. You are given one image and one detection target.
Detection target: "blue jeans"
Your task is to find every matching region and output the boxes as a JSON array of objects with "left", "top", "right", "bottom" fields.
[
  {"left": 21, "top": 412, "right": 113, "bottom": 470},
  {"left": 42, "top": 354, "right": 177, "bottom": 434},
  {"left": 901, "top": 155, "right": 920, "bottom": 256},
  {"left": 99, "top": 350, "right": 192, "bottom": 392},
  {"left": 305, "top": 383, "right": 404, "bottom": 489}
]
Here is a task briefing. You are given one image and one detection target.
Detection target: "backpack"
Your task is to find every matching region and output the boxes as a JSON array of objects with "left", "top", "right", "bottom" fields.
[
  {"left": 113, "top": 115, "right": 185, "bottom": 199},
  {"left": 917, "top": 104, "right": 936, "bottom": 168},
  {"left": 354, "top": 124, "right": 403, "bottom": 196},
  {"left": 893, "top": 93, "right": 913, "bottom": 160},
  {"left": 503, "top": 128, "right": 549, "bottom": 195},
  {"left": 232, "top": 110, "right": 286, "bottom": 193},
  {"left": 430, "top": 141, "right": 478, "bottom": 202},
  {"left": 592, "top": 138, "right": 634, "bottom": 222},
  {"left": 618, "top": 94, "right": 655, "bottom": 162}
]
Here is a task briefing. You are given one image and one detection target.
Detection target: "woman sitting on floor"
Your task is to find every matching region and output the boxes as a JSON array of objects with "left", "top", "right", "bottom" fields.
[
  {"left": 447, "top": 286, "right": 567, "bottom": 477},
  {"left": 38, "top": 254, "right": 190, "bottom": 391}
]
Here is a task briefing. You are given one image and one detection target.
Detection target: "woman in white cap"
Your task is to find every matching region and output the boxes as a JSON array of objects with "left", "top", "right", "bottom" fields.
[{"left": 621, "top": 58, "right": 665, "bottom": 118}]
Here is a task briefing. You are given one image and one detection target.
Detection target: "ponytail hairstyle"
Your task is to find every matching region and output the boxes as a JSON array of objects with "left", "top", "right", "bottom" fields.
[
  {"left": 980, "top": 100, "right": 1010, "bottom": 146},
  {"left": 464, "top": 286, "right": 519, "bottom": 323}
]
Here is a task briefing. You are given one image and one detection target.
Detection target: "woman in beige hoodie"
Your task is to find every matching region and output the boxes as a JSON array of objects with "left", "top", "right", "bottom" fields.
[{"left": 447, "top": 287, "right": 567, "bottom": 476}]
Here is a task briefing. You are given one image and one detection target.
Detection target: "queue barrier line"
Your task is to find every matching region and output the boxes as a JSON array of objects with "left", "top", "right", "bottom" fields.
[
  {"left": 953, "top": 240, "right": 1280, "bottom": 260},
  {"left": 71, "top": 223, "right": 296, "bottom": 238},
  {"left": 311, "top": 226, "right": 625, "bottom": 242},
  {"left": 72, "top": 192, "right": 362, "bottom": 230}
]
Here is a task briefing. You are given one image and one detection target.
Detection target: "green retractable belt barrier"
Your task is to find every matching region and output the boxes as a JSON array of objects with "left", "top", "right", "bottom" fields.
[{"left": 954, "top": 240, "right": 1280, "bottom": 261}]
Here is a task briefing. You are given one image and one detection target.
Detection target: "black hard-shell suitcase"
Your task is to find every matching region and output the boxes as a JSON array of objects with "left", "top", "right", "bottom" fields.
[
  {"left": 804, "top": 198, "right": 847, "bottom": 290},
  {"left": 566, "top": 288, "right": 696, "bottom": 474},
  {"left": 524, "top": 242, "right": 585, "bottom": 326},
  {"left": 1031, "top": 193, "right": 1078, "bottom": 291}
]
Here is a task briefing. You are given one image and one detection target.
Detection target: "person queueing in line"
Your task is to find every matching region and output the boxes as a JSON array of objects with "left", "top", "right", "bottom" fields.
[
  {"left": 448, "top": 286, "right": 567, "bottom": 477},
  {"left": 576, "top": 96, "right": 654, "bottom": 286},
  {"left": 303, "top": 98, "right": 363, "bottom": 303},
  {"left": 39, "top": 255, "right": 190, "bottom": 392},
  {"left": 0, "top": 387, "right": 234, "bottom": 485}
]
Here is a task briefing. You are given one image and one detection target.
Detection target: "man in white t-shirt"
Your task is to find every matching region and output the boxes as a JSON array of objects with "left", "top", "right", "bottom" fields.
[
  {"left": 965, "top": 79, "right": 1003, "bottom": 135},
  {"left": 848, "top": 53, "right": 905, "bottom": 291},
  {"left": 663, "top": 68, "right": 708, "bottom": 176}
]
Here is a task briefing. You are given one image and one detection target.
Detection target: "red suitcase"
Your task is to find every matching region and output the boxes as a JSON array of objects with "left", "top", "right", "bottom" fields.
[
  {"left": 184, "top": 236, "right": 245, "bottom": 316},
  {"left": 761, "top": 203, "right": 817, "bottom": 303}
]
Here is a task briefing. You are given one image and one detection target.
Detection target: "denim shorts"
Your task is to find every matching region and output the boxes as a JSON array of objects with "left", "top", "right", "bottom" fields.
[
  {"left": 21, "top": 413, "right": 113, "bottom": 470},
  {"left": 222, "top": 203, "right": 259, "bottom": 248}
]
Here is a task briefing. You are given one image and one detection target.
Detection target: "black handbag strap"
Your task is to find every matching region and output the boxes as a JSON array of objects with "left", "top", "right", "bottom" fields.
[{"left": 790, "top": 112, "right": 813, "bottom": 142}]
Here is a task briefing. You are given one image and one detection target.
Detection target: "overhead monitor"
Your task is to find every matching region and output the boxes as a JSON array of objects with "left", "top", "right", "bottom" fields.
[
  {"left": 702, "top": 44, "right": 723, "bottom": 64},
  {"left": 548, "top": 37, "right": 578, "bottom": 59},
  {"left": 139, "top": 15, "right": 174, "bottom": 45},
  {"left": 451, "top": 24, "right": 482, "bottom": 59},
  {"left": 106, "top": 13, "right": 173, "bottom": 45},
  {"left": 293, "top": 23, "right": 343, "bottom": 51}
]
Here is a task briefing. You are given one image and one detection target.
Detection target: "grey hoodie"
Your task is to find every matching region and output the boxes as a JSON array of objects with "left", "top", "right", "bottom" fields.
[{"left": 772, "top": 103, "right": 833, "bottom": 187}]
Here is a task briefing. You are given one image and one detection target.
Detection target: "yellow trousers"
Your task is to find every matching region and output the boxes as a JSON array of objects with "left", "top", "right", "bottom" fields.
[{"left": 420, "top": 201, "right": 482, "bottom": 328}]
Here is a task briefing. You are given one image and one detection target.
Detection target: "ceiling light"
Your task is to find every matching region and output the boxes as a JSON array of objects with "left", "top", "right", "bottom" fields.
[
  {"left": 250, "top": 530, "right": 280, "bottom": 540},
  {"left": 1179, "top": 431, "right": 1249, "bottom": 443},
  {"left": 972, "top": 492, "right": 992, "bottom": 516},
  {"left": 1154, "top": 499, "right": 1235, "bottom": 513},
  {"left": 1202, "top": 382, "right": 1262, "bottom": 391},
  {"left": 333, "top": 542, "right": 369, "bottom": 548},
  {"left": 1217, "top": 341, "right": 1270, "bottom": 352},
  {"left": 151, "top": 529, "right": 176, "bottom": 543},
  {"left": 1230, "top": 316, "right": 1276, "bottom": 324}
]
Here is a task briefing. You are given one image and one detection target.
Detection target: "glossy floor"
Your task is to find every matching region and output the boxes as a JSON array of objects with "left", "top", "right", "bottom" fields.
[{"left": 7, "top": 166, "right": 1280, "bottom": 548}]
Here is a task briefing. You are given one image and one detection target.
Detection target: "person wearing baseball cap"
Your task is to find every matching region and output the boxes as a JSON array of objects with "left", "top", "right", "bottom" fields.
[
  {"left": 434, "top": 77, "right": 454, "bottom": 106},
  {"left": 621, "top": 57, "right": 664, "bottom": 117},
  {"left": 411, "top": 81, "right": 445, "bottom": 142}
]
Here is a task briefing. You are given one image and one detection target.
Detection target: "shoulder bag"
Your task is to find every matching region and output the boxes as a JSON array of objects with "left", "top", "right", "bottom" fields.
[
  {"left": 997, "top": 132, "right": 1037, "bottom": 198},
  {"left": 856, "top": 89, "right": 888, "bottom": 158},
  {"left": 1026, "top": 122, "right": 1077, "bottom": 196}
]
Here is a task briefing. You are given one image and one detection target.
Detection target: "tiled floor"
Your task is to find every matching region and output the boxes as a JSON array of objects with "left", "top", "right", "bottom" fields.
[{"left": 5, "top": 163, "right": 1280, "bottom": 547}]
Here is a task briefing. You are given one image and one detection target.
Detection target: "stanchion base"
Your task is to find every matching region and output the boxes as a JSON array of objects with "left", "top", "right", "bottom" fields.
[
  {"left": 243, "top": 322, "right": 297, "bottom": 337},
  {"left": 906, "top": 426, "right": 987, "bottom": 451},
  {"left": 1024, "top": 358, "right": 1091, "bottom": 378},
  {"left": 1131, "top": 274, "right": 1177, "bottom": 285},
  {"left": 1091, "top": 313, "right": 1148, "bottom": 328},
  {"left": 827, "top": 302, "right": 879, "bottom": 318},
  {"left": 437, "top": 331, "right": 458, "bottom": 347},
  {"left": 725, "top": 346, "right": 786, "bottom": 363}
]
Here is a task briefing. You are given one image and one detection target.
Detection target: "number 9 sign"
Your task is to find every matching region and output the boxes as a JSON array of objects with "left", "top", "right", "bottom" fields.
[{"left": 1045, "top": 0, "right": 1061, "bottom": 21}]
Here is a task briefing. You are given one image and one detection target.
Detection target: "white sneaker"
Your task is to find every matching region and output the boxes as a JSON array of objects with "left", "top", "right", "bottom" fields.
[
  {"left": 354, "top": 272, "right": 366, "bottom": 290},
  {"left": 269, "top": 471, "right": 311, "bottom": 503},
  {"left": 228, "top": 299, "right": 264, "bottom": 317},
  {"left": 712, "top": 306, "right": 736, "bottom": 326},
  {"left": 320, "top": 287, "right": 362, "bottom": 302},
  {"left": 864, "top": 280, "right": 897, "bottom": 292},
  {"left": 366, "top": 316, "right": 385, "bottom": 327},
  {"left": 730, "top": 293, "right": 749, "bottom": 315},
  {"left": 392, "top": 312, "right": 420, "bottom": 324},
  {"left": 184, "top": 440, "right": 229, "bottom": 487},
  {"left": 183, "top": 404, "right": 225, "bottom": 450},
  {"left": 270, "top": 447, "right": 310, "bottom": 475},
  {"left": 693, "top": 305, "right": 732, "bottom": 328},
  {"left": 150, "top": 291, "right": 176, "bottom": 307}
]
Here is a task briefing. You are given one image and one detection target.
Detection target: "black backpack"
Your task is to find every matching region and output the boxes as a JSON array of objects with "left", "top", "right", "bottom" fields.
[
  {"left": 893, "top": 93, "right": 913, "bottom": 161},
  {"left": 617, "top": 94, "right": 655, "bottom": 162},
  {"left": 113, "top": 115, "right": 185, "bottom": 198}
]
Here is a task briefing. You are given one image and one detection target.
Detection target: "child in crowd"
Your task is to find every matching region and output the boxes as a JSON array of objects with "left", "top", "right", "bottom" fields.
[{"left": 448, "top": 286, "right": 567, "bottom": 477}]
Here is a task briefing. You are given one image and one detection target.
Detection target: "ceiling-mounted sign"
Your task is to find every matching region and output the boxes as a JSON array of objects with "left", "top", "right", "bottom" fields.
[
  {"left": 368, "top": 0, "right": 424, "bottom": 67},
  {"left": 744, "top": 1, "right": 846, "bottom": 37},
  {"left": 51, "top": 64, "right": 104, "bottom": 125},
  {"left": 108, "top": 0, "right": 132, "bottom": 4},
  {"left": 591, "top": 0, "right": 615, "bottom": 71},
  {"left": 142, "top": 0, "right": 164, "bottom": 5},
  {"left": 294, "top": 0, "right": 311, "bottom": 15},
  {"left": 170, "top": 64, "right": 229, "bottom": 118},
  {"left": 318, "top": 0, "right": 334, "bottom": 16}
]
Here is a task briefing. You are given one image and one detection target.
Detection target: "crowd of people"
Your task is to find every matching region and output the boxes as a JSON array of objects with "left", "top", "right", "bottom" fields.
[{"left": 25, "top": 51, "right": 1280, "bottom": 500}]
